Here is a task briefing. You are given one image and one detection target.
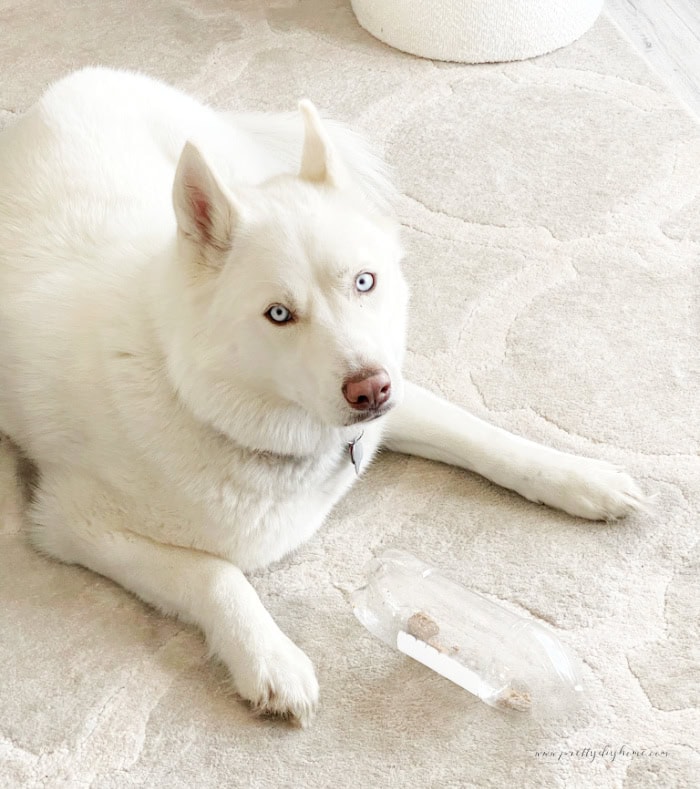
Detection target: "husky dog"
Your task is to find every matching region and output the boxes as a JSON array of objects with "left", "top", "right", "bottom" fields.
[{"left": 0, "top": 68, "right": 646, "bottom": 726}]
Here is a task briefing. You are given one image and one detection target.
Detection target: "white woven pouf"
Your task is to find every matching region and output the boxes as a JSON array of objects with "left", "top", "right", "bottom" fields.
[{"left": 350, "top": 0, "right": 604, "bottom": 63}]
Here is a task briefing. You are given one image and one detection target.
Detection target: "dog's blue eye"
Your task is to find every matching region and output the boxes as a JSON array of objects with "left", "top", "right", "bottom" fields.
[
  {"left": 266, "top": 304, "right": 293, "bottom": 324},
  {"left": 355, "top": 272, "right": 375, "bottom": 293}
]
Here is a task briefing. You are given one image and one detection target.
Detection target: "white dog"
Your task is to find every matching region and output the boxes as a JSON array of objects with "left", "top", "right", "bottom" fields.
[{"left": 0, "top": 68, "right": 647, "bottom": 726}]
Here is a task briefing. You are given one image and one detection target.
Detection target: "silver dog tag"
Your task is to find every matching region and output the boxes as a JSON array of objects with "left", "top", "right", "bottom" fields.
[{"left": 348, "top": 432, "right": 364, "bottom": 475}]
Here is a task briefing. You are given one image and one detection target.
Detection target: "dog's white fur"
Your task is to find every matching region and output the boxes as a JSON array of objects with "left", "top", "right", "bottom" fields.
[{"left": 0, "top": 68, "right": 647, "bottom": 726}]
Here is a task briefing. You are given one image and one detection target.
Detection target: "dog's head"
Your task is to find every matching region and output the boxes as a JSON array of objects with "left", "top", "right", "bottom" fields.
[{"left": 163, "top": 102, "right": 409, "bottom": 453}]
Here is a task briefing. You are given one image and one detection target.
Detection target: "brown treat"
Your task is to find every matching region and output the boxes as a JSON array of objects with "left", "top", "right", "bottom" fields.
[
  {"left": 406, "top": 611, "right": 440, "bottom": 641},
  {"left": 427, "top": 636, "right": 449, "bottom": 654},
  {"left": 494, "top": 685, "right": 533, "bottom": 713}
]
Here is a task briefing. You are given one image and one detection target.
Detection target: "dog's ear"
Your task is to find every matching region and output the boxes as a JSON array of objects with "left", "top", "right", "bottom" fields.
[
  {"left": 173, "top": 142, "right": 238, "bottom": 262},
  {"left": 298, "top": 100, "right": 347, "bottom": 187}
]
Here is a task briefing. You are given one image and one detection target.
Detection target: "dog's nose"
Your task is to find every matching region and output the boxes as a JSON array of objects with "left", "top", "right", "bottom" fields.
[{"left": 342, "top": 369, "right": 392, "bottom": 411}]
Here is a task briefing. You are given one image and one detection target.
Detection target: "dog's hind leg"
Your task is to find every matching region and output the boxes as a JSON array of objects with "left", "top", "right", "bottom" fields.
[
  {"left": 383, "top": 382, "right": 649, "bottom": 521},
  {"left": 0, "top": 435, "right": 23, "bottom": 534},
  {"left": 28, "top": 471, "right": 319, "bottom": 726}
]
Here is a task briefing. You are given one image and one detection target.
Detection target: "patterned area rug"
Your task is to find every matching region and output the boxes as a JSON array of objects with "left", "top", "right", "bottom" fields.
[{"left": 1, "top": 2, "right": 698, "bottom": 786}]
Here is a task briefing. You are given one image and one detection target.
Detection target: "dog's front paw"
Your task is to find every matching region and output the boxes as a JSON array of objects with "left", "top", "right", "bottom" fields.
[
  {"left": 232, "top": 633, "right": 319, "bottom": 727},
  {"left": 526, "top": 457, "right": 650, "bottom": 521}
]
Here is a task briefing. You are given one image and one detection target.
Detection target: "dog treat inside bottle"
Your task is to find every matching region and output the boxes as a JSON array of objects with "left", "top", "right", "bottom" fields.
[{"left": 352, "top": 549, "right": 583, "bottom": 716}]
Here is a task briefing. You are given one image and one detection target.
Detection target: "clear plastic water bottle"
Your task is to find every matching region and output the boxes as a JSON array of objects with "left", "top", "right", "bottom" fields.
[{"left": 352, "top": 549, "right": 583, "bottom": 716}]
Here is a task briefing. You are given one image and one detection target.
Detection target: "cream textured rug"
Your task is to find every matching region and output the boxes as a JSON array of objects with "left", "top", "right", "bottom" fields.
[{"left": 1, "top": 2, "right": 698, "bottom": 787}]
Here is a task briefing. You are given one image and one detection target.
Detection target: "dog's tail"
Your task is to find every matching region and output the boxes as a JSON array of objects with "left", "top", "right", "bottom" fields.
[
  {"left": 0, "top": 435, "right": 23, "bottom": 535},
  {"left": 229, "top": 108, "right": 399, "bottom": 215}
]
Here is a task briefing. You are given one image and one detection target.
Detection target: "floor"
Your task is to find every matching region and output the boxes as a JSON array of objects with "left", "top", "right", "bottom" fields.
[{"left": 606, "top": 0, "right": 700, "bottom": 116}]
